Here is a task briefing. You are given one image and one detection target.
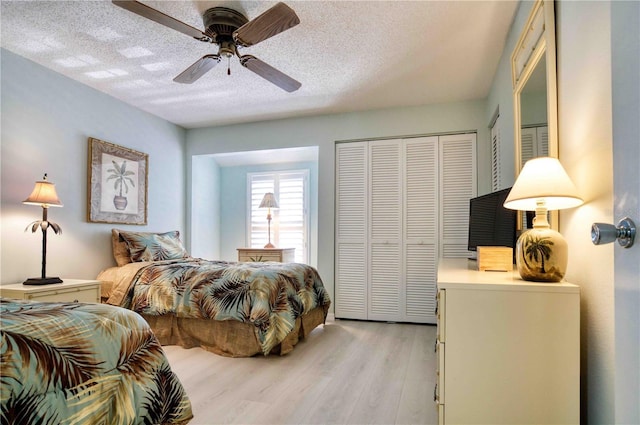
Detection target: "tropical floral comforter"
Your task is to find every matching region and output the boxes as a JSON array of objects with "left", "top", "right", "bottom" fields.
[
  {"left": 0, "top": 298, "right": 192, "bottom": 425},
  {"left": 101, "top": 258, "right": 331, "bottom": 355}
]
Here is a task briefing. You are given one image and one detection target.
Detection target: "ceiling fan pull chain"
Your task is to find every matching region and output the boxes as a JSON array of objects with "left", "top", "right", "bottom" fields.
[{"left": 227, "top": 56, "right": 231, "bottom": 75}]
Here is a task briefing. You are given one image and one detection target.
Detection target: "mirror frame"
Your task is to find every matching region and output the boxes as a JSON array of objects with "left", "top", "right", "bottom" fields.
[{"left": 511, "top": 0, "right": 559, "bottom": 228}]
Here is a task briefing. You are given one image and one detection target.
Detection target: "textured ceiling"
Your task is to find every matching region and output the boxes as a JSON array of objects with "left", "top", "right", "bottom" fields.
[{"left": 1, "top": 0, "right": 519, "bottom": 129}]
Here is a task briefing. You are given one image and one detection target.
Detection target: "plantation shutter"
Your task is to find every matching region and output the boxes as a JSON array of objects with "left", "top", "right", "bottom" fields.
[
  {"left": 249, "top": 175, "right": 275, "bottom": 249},
  {"left": 249, "top": 171, "right": 308, "bottom": 263},
  {"left": 277, "top": 172, "right": 307, "bottom": 262}
]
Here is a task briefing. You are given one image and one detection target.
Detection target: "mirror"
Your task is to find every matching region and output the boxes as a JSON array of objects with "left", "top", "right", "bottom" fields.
[
  {"left": 519, "top": 55, "right": 548, "bottom": 166},
  {"left": 512, "top": 0, "right": 558, "bottom": 170},
  {"left": 512, "top": 0, "right": 558, "bottom": 227}
]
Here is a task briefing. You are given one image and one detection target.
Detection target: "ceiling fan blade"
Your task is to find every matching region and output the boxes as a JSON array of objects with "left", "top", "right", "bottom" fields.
[
  {"left": 240, "top": 55, "right": 301, "bottom": 92},
  {"left": 233, "top": 2, "right": 300, "bottom": 47},
  {"left": 173, "top": 55, "right": 220, "bottom": 84},
  {"left": 112, "top": 1, "right": 210, "bottom": 41}
]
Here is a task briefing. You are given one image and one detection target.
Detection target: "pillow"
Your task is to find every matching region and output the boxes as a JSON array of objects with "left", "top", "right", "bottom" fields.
[
  {"left": 117, "top": 230, "right": 190, "bottom": 263},
  {"left": 112, "top": 229, "right": 132, "bottom": 266}
]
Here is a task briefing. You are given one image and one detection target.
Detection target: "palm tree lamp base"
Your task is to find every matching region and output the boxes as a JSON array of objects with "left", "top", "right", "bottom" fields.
[
  {"left": 515, "top": 226, "right": 568, "bottom": 282},
  {"left": 23, "top": 277, "right": 63, "bottom": 285}
]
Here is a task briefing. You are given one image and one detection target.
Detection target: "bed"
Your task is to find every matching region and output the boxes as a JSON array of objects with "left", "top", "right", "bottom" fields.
[
  {"left": 0, "top": 298, "right": 193, "bottom": 425},
  {"left": 98, "top": 229, "right": 331, "bottom": 357}
]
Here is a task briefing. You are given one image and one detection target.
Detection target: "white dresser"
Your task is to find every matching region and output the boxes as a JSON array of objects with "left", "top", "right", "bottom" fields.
[{"left": 435, "top": 258, "right": 580, "bottom": 424}]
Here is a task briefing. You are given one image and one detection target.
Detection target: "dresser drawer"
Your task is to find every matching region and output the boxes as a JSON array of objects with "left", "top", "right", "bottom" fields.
[
  {"left": 25, "top": 285, "right": 100, "bottom": 303},
  {"left": 436, "top": 289, "right": 445, "bottom": 342},
  {"left": 239, "top": 250, "right": 282, "bottom": 262},
  {"left": 436, "top": 341, "right": 445, "bottom": 404},
  {"left": 237, "top": 248, "right": 295, "bottom": 263}
]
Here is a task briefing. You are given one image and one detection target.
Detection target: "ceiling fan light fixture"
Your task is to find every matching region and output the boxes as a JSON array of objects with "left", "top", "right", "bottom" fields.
[{"left": 218, "top": 40, "right": 236, "bottom": 58}]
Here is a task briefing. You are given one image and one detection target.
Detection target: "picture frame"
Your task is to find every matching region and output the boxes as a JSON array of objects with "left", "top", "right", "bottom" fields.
[{"left": 87, "top": 137, "right": 148, "bottom": 225}]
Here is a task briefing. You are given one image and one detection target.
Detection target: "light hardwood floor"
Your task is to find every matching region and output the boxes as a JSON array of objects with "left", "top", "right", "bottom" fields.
[{"left": 163, "top": 317, "right": 438, "bottom": 425}]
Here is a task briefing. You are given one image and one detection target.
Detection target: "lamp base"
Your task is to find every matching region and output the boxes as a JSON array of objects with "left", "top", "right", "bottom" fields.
[
  {"left": 515, "top": 227, "right": 568, "bottom": 282},
  {"left": 23, "top": 277, "right": 63, "bottom": 285},
  {"left": 263, "top": 243, "right": 276, "bottom": 248}
]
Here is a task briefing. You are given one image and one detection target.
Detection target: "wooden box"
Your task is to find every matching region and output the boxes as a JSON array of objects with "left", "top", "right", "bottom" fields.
[{"left": 477, "top": 246, "right": 513, "bottom": 272}]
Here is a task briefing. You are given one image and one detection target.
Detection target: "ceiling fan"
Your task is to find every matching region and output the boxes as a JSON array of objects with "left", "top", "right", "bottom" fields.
[{"left": 112, "top": 1, "right": 302, "bottom": 92}]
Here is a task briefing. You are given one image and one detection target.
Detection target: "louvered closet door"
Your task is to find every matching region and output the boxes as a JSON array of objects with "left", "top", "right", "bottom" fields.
[
  {"left": 368, "top": 140, "right": 402, "bottom": 321},
  {"left": 520, "top": 126, "right": 548, "bottom": 167},
  {"left": 336, "top": 134, "right": 476, "bottom": 322},
  {"left": 440, "top": 134, "right": 477, "bottom": 258},
  {"left": 537, "top": 126, "right": 549, "bottom": 156},
  {"left": 520, "top": 128, "right": 537, "bottom": 167},
  {"left": 404, "top": 137, "right": 438, "bottom": 323},
  {"left": 490, "top": 116, "right": 501, "bottom": 192},
  {"left": 335, "top": 142, "right": 368, "bottom": 320}
]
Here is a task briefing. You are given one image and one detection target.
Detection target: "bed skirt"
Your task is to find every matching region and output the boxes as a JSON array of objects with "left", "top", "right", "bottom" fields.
[{"left": 141, "top": 305, "right": 328, "bottom": 357}]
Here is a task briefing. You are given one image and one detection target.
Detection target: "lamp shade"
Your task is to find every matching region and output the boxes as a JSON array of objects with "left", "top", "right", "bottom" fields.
[
  {"left": 259, "top": 192, "right": 279, "bottom": 209},
  {"left": 503, "top": 157, "right": 583, "bottom": 211},
  {"left": 23, "top": 175, "right": 63, "bottom": 208}
]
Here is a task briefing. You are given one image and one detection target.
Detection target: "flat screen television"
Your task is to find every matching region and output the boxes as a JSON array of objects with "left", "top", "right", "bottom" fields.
[{"left": 467, "top": 188, "right": 517, "bottom": 258}]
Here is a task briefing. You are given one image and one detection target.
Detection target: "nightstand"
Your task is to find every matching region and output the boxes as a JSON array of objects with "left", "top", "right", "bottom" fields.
[
  {"left": 237, "top": 248, "right": 295, "bottom": 263},
  {"left": 0, "top": 279, "right": 102, "bottom": 303}
]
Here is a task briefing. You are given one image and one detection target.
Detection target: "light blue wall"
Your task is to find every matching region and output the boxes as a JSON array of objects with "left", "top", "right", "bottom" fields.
[
  {"left": 190, "top": 155, "right": 220, "bottom": 260},
  {"left": 186, "top": 100, "right": 490, "bottom": 307},
  {"left": 218, "top": 160, "right": 318, "bottom": 264},
  {"left": 486, "top": 0, "right": 536, "bottom": 189},
  {"left": 0, "top": 49, "right": 186, "bottom": 282}
]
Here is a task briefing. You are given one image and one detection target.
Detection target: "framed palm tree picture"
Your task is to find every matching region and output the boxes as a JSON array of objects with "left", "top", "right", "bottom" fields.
[{"left": 87, "top": 137, "right": 148, "bottom": 224}]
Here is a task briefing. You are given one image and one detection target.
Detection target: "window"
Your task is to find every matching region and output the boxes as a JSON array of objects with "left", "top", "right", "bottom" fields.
[{"left": 248, "top": 170, "right": 309, "bottom": 263}]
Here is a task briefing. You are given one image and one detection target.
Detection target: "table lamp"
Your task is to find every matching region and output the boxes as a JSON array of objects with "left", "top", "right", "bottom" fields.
[
  {"left": 259, "top": 192, "right": 279, "bottom": 248},
  {"left": 503, "top": 157, "right": 583, "bottom": 282},
  {"left": 23, "top": 173, "right": 63, "bottom": 285}
]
